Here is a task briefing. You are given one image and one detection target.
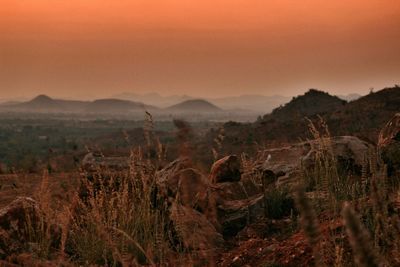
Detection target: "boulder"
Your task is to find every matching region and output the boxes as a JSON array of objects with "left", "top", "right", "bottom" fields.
[
  {"left": 211, "top": 180, "right": 261, "bottom": 203},
  {"left": 209, "top": 155, "right": 241, "bottom": 183},
  {"left": 258, "top": 136, "right": 373, "bottom": 188},
  {"left": 156, "top": 157, "right": 265, "bottom": 238},
  {"left": 217, "top": 195, "right": 265, "bottom": 238},
  {"left": 195, "top": 178, "right": 263, "bottom": 238},
  {"left": 326, "top": 136, "right": 372, "bottom": 168},
  {"left": 157, "top": 157, "right": 265, "bottom": 239}
]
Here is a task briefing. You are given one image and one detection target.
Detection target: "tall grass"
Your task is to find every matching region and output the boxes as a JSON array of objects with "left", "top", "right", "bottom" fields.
[
  {"left": 296, "top": 117, "right": 400, "bottom": 266},
  {"left": 20, "top": 115, "right": 188, "bottom": 266},
  {"left": 12, "top": 115, "right": 400, "bottom": 266}
]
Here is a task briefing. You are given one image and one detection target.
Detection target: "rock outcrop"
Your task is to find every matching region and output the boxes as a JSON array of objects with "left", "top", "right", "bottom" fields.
[
  {"left": 156, "top": 155, "right": 263, "bottom": 239},
  {"left": 258, "top": 136, "right": 373, "bottom": 188}
]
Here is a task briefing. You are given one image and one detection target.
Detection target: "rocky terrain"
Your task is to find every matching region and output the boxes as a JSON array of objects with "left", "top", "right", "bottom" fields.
[{"left": 0, "top": 87, "right": 399, "bottom": 266}]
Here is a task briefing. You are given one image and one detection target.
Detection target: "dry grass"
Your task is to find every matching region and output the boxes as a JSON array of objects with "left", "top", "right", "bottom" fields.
[
  {"left": 295, "top": 118, "right": 400, "bottom": 266},
  {"left": 18, "top": 148, "right": 187, "bottom": 266},
  {"left": 3, "top": 116, "right": 400, "bottom": 266},
  {"left": 16, "top": 116, "right": 188, "bottom": 266}
]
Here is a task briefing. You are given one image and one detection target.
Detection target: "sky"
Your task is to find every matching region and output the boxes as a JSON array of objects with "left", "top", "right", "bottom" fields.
[{"left": 0, "top": 0, "right": 399, "bottom": 100}]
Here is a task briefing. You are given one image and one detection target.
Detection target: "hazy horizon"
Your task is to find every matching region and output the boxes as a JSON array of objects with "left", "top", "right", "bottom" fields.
[
  {"left": 0, "top": 89, "right": 367, "bottom": 102},
  {"left": 1, "top": 0, "right": 399, "bottom": 99}
]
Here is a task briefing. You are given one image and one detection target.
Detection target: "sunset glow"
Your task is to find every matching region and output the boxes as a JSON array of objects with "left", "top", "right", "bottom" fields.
[{"left": 1, "top": 0, "right": 399, "bottom": 98}]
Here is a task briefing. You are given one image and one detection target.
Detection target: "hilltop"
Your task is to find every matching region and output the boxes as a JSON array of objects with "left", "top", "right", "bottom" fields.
[
  {"left": 7, "top": 95, "right": 89, "bottom": 112},
  {"left": 262, "top": 89, "right": 346, "bottom": 121}
]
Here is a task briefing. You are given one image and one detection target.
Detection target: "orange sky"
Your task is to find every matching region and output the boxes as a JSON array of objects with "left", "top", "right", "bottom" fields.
[{"left": 0, "top": 0, "right": 399, "bottom": 99}]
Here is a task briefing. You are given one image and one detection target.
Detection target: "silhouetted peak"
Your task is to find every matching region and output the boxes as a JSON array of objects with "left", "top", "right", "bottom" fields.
[
  {"left": 267, "top": 89, "right": 346, "bottom": 120},
  {"left": 167, "top": 99, "right": 222, "bottom": 111},
  {"left": 30, "top": 95, "right": 53, "bottom": 103}
]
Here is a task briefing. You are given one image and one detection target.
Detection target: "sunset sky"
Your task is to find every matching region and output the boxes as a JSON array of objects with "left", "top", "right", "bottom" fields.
[{"left": 1, "top": 0, "right": 399, "bottom": 99}]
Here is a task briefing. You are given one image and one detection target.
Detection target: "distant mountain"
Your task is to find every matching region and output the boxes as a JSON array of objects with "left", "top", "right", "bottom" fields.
[
  {"left": 85, "top": 99, "right": 156, "bottom": 113},
  {"left": 0, "top": 95, "right": 155, "bottom": 114},
  {"left": 166, "top": 99, "right": 222, "bottom": 113},
  {"left": 24, "top": 95, "right": 61, "bottom": 110},
  {"left": 3, "top": 95, "right": 89, "bottom": 112},
  {"left": 112, "top": 92, "right": 193, "bottom": 108},
  {"left": 113, "top": 92, "right": 290, "bottom": 112}
]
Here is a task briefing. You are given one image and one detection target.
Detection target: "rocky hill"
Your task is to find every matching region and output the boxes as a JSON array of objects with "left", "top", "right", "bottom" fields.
[
  {"left": 211, "top": 86, "right": 400, "bottom": 155},
  {"left": 328, "top": 86, "right": 400, "bottom": 141},
  {"left": 262, "top": 89, "right": 346, "bottom": 121}
]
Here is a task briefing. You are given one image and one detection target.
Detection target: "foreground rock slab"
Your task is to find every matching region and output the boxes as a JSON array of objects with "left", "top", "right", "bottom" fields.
[{"left": 259, "top": 136, "right": 373, "bottom": 188}]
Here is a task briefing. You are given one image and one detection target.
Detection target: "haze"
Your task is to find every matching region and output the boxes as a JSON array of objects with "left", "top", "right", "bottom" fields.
[{"left": 1, "top": 0, "right": 399, "bottom": 99}]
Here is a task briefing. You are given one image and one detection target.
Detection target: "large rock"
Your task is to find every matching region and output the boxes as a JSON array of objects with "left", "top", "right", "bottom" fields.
[
  {"left": 379, "top": 114, "right": 400, "bottom": 177},
  {"left": 201, "top": 179, "right": 263, "bottom": 238},
  {"left": 211, "top": 179, "right": 262, "bottom": 203},
  {"left": 209, "top": 155, "right": 241, "bottom": 183},
  {"left": 217, "top": 195, "right": 265, "bottom": 238},
  {"left": 259, "top": 136, "right": 373, "bottom": 188},
  {"left": 157, "top": 157, "right": 265, "bottom": 239}
]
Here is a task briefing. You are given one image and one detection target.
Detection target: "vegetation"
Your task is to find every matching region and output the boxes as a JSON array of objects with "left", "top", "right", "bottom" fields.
[{"left": 1, "top": 87, "right": 400, "bottom": 266}]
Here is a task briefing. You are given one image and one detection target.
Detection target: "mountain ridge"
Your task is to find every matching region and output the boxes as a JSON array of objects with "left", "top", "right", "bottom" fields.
[{"left": 217, "top": 86, "right": 400, "bottom": 149}]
